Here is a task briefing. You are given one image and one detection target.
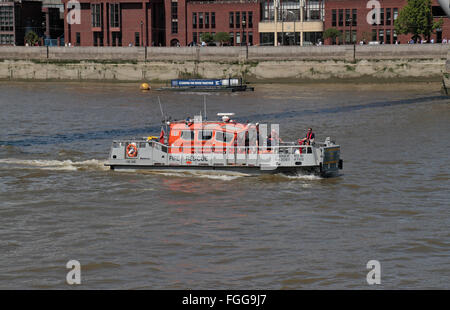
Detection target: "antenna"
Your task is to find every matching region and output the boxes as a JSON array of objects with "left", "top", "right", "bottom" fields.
[
  {"left": 203, "top": 95, "right": 207, "bottom": 120},
  {"left": 158, "top": 96, "right": 164, "bottom": 120},
  {"left": 157, "top": 96, "right": 168, "bottom": 141}
]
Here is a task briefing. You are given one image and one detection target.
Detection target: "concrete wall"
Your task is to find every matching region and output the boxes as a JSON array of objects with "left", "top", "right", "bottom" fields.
[
  {"left": 0, "top": 58, "right": 446, "bottom": 82},
  {"left": 0, "top": 45, "right": 448, "bottom": 82},
  {"left": 0, "top": 45, "right": 448, "bottom": 62}
]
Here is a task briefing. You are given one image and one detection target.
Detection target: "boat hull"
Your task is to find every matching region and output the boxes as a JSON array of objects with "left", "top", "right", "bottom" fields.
[{"left": 106, "top": 164, "right": 337, "bottom": 177}]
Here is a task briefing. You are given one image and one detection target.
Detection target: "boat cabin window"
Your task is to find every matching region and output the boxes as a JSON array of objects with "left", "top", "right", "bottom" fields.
[
  {"left": 198, "top": 130, "right": 213, "bottom": 141},
  {"left": 215, "top": 131, "right": 234, "bottom": 143},
  {"left": 180, "top": 130, "right": 195, "bottom": 141}
]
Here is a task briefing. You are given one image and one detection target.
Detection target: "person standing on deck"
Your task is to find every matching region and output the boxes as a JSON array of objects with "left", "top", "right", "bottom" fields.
[{"left": 298, "top": 128, "right": 315, "bottom": 145}]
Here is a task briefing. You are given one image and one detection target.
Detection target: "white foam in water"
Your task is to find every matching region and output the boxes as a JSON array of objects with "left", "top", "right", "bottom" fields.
[
  {"left": 0, "top": 158, "right": 109, "bottom": 171},
  {"left": 281, "top": 173, "right": 323, "bottom": 181},
  {"left": 134, "top": 169, "right": 250, "bottom": 181}
]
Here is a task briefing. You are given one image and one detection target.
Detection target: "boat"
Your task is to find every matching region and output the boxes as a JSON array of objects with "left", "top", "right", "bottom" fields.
[
  {"left": 105, "top": 113, "right": 343, "bottom": 177},
  {"left": 156, "top": 78, "right": 254, "bottom": 92}
]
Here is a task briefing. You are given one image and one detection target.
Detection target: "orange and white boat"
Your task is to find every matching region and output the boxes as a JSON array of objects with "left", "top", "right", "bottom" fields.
[{"left": 105, "top": 113, "right": 343, "bottom": 176}]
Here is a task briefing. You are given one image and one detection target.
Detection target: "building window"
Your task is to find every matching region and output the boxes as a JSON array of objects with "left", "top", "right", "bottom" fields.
[
  {"left": 308, "top": 0, "right": 322, "bottom": 20},
  {"left": 193, "top": 32, "right": 197, "bottom": 44},
  {"left": 93, "top": 32, "right": 103, "bottom": 46},
  {"left": 135, "top": 32, "right": 140, "bottom": 46},
  {"left": 236, "top": 12, "right": 240, "bottom": 28},
  {"left": 242, "top": 31, "right": 246, "bottom": 44},
  {"left": 338, "top": 9, "right": 343, "bottom": 27},
  {"left": 393, "top": 8, "right": 399, "bottom": 20},
  {"left": 236, "top": 32, "right": 241, "bottom": 44},
  {"left": 352, "top": 9, "right": 357, "bottom": 26},
  {"left": 372, "top": 29, "right": 377, "bottom": 41},
  {"left": 229, "top": 32, "right": 234, "bottom": 45},
  {"left": 171, "top": 1, "right": 177, "bottom": 19},
  {"left": 332, "top": 10, "right": 337, "bottom": 27},
  {"left": 0, "top": 34, "right": 14, "bottom": 45},
  {"left": 379, "top": 29, "right": 384, "bottom": 43},
  {"left": 193, "top": 13, "right": 197, "bottom": 29},
  {"left": 211, "top": 12, "right": 215, "bottom": 28},
  {"left": 199, "top": 12, "right": 203, "bottom": 29},
  {"left": 432, "top": 5, "right": 447, "bottom": 17},
  {"left": 76, "top": 32, "right": 81, "bottom": 45},
  {"left": 0, "top": 6, "right": 14, "bottom": 32},
  {"left": 248, "top": 31, "right": 253, "bottom": 45},
  {"left": 380, "top": 8, "right": 384, "bottom": 26},
  {"left": 91, "top": 3, "right": 102, "bottom": 27},
  {"left": 110, "top": 3, "right": 120, "bottom": 28},
  {"left": 112, "top": 32, "right": 122, "bottom": 46},
  {"left": 242, "top": 12, "right": 246, "bottom": 28},
  {"left": 386, "top": 29, "right": 391, "bottom": 44},
  {"left": 229, "top": 12, "right": 234, "bottom": 28},
  {"left": 172, "top": 21, "right": 178, "bottom": 34},
  {"left": 248, "top": 12, "right": 253, "bottom": 28},
  {"left": 386, "top": 8, "right": 391, "bottom": 26},
  {"left": 205, "top": 12, "right": 209, "bottom": 28}
]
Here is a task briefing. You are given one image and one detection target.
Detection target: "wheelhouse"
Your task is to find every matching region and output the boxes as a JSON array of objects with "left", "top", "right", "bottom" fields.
[{"left": 168, "top": 121, "right": 250, "bottom": 154}]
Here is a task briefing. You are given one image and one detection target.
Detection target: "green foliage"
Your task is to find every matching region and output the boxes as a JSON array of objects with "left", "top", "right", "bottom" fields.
[
  {"left": 323, "top": 28, "right": 342, "bottom": 40},
  {"left": 24, "top": 31, "right": 39, "bottom": 46},
  {"left": 200, "top": 33, "right": 215, "bottom": 44},
  {"left": 394, "top": 0, "right": 443, "bottom": 41},
  {"left": 214, "top": 32, "right": 231, "bottom": 46}
]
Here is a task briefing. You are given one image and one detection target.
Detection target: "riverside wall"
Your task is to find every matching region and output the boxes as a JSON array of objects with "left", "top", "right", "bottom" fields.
[{"left": 0, "top": 45, "right": 448, "bottom": 82}]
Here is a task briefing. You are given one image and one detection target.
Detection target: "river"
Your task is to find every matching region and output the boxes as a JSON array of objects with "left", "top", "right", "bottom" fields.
[{"left": 0, "top": 81, "right": 449, "bottom": 289}]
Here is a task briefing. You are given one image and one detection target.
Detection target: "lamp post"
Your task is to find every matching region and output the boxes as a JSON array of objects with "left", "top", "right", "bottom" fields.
[
  {"left": 347, "top": 18, "right": 353, "bottom": 45},
  {"left": 241, "top": 20, "right": 245, "bottom": 46},
  {"left": 274, "top": 0, "right": 279, "bottom": 46},
  {"left": 287, "top": 10, "right": 296, "bottom": 45},
  {"left": 281, "top": 1, "right": 284, "bottom": 45},
  {"left": 300, "top": 0, "right": 305, "bottom": 46},
  {"left": 242, "top": 19, "right": 248, "bottom": 59},
  {"left": 140, "top": 20, "right": 143, "bottom": 47}
]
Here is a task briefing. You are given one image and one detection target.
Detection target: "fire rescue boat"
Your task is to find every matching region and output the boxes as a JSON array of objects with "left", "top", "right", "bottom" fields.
[{"left": 105, "top": 113, "right": 343, "bottom": 177}]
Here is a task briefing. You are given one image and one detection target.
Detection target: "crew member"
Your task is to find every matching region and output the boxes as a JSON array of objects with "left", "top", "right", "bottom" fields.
[{"left": 298, "top": 128, "right": 315, "bottom": 145}]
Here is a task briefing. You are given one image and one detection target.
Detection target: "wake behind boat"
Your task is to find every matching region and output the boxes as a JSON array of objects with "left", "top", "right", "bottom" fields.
[{"left": 105, "top": 113, "right": 343, "bottom": 177}]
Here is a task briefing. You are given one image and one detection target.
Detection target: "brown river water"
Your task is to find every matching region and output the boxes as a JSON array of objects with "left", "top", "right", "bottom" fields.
[{"left": 0, "top": 81, "right": 449, "bottom": 289}]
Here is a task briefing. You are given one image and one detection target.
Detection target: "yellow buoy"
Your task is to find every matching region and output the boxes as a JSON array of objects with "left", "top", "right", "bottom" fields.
[{"left": 140, "top": 83, "right": 150, "bottom": 91}]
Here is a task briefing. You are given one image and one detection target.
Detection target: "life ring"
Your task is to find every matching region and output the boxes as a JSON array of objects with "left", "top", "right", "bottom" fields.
[{"left": 126, "top": 143, "right": 138, "bottom": 157}]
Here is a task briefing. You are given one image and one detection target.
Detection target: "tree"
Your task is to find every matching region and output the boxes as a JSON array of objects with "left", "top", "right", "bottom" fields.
[
  {"left": 24, "top": 31, "right": 39, "bottom": 46},
  {"left": 200, "top": 33, "right": 214, "bottom": 45},
  {"left": 394, "top": 0, "right": 443, "bottom": 42},
  {"left": 214, "top": 32, "right": 231, "bottom": 46},
  {"left": 323, "top": 28, "right": 342, "bottom": 45}
]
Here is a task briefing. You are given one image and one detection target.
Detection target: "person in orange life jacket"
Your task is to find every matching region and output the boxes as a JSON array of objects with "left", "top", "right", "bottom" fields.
[{"left": 298, "top": 128, "right": 315, "bottom": 146}]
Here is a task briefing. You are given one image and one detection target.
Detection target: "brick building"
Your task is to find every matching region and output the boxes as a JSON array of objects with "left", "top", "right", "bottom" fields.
[
  {"left": 62, "top": 0, "right": 166, "bottom": 46},
  {"left": 165, "top": 0, "right": 260, "bottom": 46},
  {"left": 324, "top": 0, "right": 450, "bottom": 45},
  {"left": 0, "top": 0, "right": 43, "bottom": 45},
  {"left": 60, "top": 0, "right": 450, "bottom": 47}
]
